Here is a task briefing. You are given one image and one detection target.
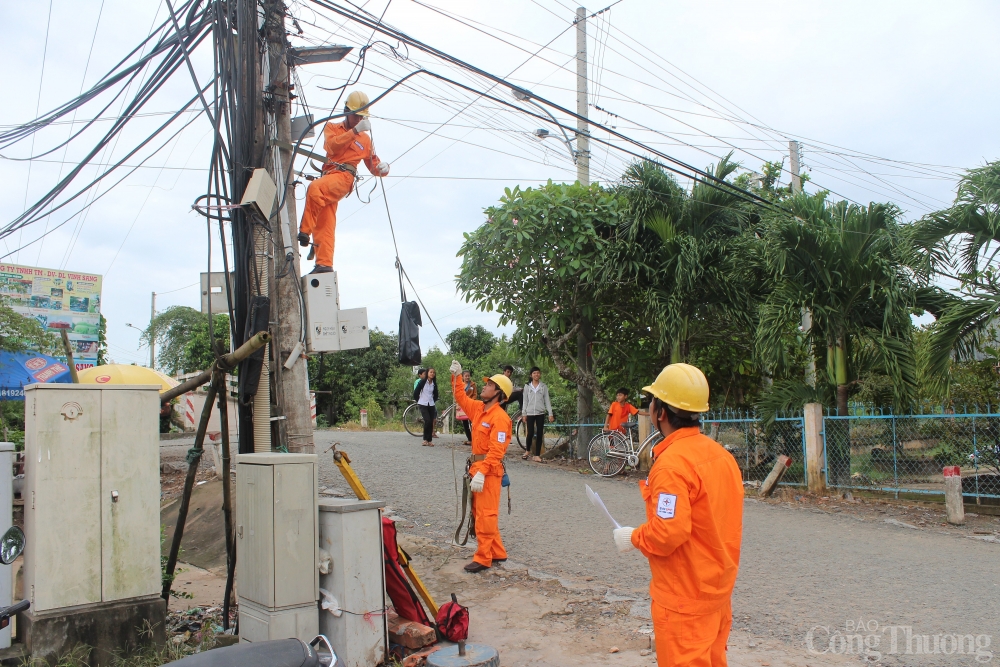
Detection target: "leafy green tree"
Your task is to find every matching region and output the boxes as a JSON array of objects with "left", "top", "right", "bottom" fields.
[
  {"left": 0, "top": 302, "right": 58, "bottom": 354},
  {"left": 457, "top": 181, "right": 623, "bottom": 427},
  {"left": 914, "top": 161, "right": 1000, "bottom": 384},
  {"left": 617, "top": 156, "right": 760, "bottom": 364},
  {"left": 143, "top": 306, "right": 230, "bottom": 375},
  {"left": 758, "top": 193, "right": 926, "bottom": 416},
  {"left": 444, "top": 326, "right": 496, "bottom": 361},
  {"left": 97, "top": 314, "right": 108, "bottom": 365}
]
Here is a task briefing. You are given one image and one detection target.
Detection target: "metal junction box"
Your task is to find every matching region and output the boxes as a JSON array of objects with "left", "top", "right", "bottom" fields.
[
  {"left": 318, "top": 498, "right": 386, "bottom": 667},
  {"left": 236, "top": 453, "right": 319, "bottom": 643},
  {"left": 302, "top": 272, "right": 369, "bottom": 353},
  {"left": 22, "top": 385, "right": 161, "bottom": 612}
]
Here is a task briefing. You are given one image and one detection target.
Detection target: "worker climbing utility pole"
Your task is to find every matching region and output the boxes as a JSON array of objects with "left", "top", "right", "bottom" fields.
[
  {"left": 790, "top": 140, "right": 817, "bottom": 388},
  {"left": 575, "top": 6, "right": 594, "bottom": 457},
  {"left": 262, "top": 0, "right": 314, "bottom": 453}
]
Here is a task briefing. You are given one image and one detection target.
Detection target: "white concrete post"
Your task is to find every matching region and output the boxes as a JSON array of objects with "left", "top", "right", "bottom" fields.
[
  {"left": 943, "top": 466, "right": 965, "bottom": 525},
  {"left": 804, "top": 403, "right": 826, "bottom": 494},
  {"left": 0, "top": 443, "right": 13, "bottom": 648}
]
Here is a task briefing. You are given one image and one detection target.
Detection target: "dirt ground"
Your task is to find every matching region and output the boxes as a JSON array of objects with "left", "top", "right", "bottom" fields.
[{"left": 161, "top": 432, "right": 1000, "bottom": 666}]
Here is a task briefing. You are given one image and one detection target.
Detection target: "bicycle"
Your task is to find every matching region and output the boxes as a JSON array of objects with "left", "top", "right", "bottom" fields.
[
  {"left": 402, "top": 401, "right": 457, "bottom": 438},
  {"left": 587, "top": 421, "right": 662, "bottom": 477}
]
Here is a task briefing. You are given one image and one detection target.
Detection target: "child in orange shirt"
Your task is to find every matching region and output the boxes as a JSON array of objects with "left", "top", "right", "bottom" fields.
[{"left": 604, "top": 388, "right": 641, "bottom": 433}]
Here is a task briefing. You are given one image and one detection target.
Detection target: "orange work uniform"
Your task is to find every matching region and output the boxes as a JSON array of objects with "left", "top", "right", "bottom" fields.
[
  {"left": 299, "top": 122, "right": 382, "bottom": 268},
  {"left": 607, "top": 400, "right": 639, "bottom": 432},
  {"left": 631, "top": 426, "right": 744, "bottom": 667},
  {"left": 452, "top": 374, "right": 512, "bottom": 567}
]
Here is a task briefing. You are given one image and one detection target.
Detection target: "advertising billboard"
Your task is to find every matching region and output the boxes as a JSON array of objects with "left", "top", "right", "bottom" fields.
[{"left": 0, "top": 262, "right": 103, "bottom": 371}]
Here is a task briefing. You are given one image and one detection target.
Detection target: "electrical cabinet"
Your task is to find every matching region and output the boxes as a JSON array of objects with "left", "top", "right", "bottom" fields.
[
  {"left": 302, "top": 272, "right": 370, "bottom": 353},
  {"left": 22, "top": 385, "right": 161, "bottom": 613},
  {"left": 318, "top": 498, "right": 386, "bottom": 667},
  {"left": 236, "top": 453, "right": 319, "bottom": 642}
]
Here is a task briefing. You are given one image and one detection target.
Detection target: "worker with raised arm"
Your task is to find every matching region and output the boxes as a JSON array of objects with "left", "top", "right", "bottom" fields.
[
  {"left": 612, "top": 363, "right": 743, "bottom": 667},
  {"left": 297, "top": 90, "right": 390, "bottom": 274},
  {"left": 450, "top": 359, "right": 512, "bottom": 573}
]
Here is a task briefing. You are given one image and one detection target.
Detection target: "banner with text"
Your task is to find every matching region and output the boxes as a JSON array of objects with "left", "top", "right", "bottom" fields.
[{"left": 0, "top": 263, "right": 103, "bottom": 370}]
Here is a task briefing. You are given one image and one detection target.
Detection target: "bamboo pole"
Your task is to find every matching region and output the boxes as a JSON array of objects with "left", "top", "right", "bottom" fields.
[{"left": 59, "top": 331, "right": 80, "bottom": 383}]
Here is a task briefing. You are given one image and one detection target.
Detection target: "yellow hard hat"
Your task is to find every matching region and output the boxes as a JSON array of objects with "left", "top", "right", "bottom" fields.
[
  {"left": 642, "top": 363, "right": 710, "bottom": 413},
  {"left": 345, "top": 90, "right": 371, "bottom": 117},
  {"left": 483, "top": 374, "right": 513, "bottom": 400}
]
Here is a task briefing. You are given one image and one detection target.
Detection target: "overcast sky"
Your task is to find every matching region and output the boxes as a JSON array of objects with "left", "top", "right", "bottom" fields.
[{"left": 1, "top": 1, "right": 997, "bottom": 367}]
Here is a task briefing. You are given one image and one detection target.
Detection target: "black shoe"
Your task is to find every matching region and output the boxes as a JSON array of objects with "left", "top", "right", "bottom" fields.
[
  {"left": 310, "top": 264, "right": 333, "bottom": 274},
  {"left": 464, "top": 561, "right": 490, "bottom": 573},
  {"left": 493, "top": 558, "right": 507, "bottom": 564}
]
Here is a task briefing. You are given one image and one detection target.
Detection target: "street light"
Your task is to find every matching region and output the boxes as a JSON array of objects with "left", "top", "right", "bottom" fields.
[{"left": 512, "top": 88, "right": 577, "bottom": 164}]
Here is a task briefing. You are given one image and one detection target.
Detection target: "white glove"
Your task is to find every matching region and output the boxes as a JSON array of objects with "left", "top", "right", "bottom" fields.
[
  {"left": 450, "top": 359, "right": 463, "bottom": 376},
  {"left": 470, "top": 471, "right": 485, "bottom": 493},
  {"left": 376, "top": 161, "right": 390, "bottom": 177},
  {"left": 613, "top": 527, "right": 635, "bottom": 553},
  {"left": 353, "top": 118, "right": 371, "bottom": 134}
]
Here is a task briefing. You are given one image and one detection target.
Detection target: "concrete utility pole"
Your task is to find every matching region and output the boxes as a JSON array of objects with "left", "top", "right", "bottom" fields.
[
  {"left": 575, "top": 6, "right": 590, "bottom": 186},
  {"left": 790, "top": 140, "right": 817, "bottom": 388},
  {"left": 789, "top": 140, "right": 802, "bottom": 195},
  {"left": 150, "top": 292, "right": 156, "bottom": 369},
  {"left": 263, "top": 0, "right": 314, "bottom": 453},
  {"left": 575, "top": 6, "right": 594, "bottom": 457}
]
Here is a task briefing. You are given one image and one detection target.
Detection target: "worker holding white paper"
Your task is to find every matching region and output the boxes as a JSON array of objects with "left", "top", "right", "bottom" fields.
[{"left": 612, "top": 363, "right": 744, "bottom": 667}]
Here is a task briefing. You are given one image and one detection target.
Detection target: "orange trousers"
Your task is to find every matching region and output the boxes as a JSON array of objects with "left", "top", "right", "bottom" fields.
[
  {"left": 299, "top": 171, "right": 354, "bottom": 267},
  {"left": 471, "top": 474, "right": 507, "bottom": 567},
  {"left": 652, "top": 601, "right": 732, "bottom": 667}
]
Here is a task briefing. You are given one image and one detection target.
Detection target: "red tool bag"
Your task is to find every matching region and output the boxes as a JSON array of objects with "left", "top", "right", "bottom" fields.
[
  {"left": 435, "top": 593, "right": 469, "bottom": 643},
  {"left": 382, "top": 517, "right": 432, "bottom": 626}
]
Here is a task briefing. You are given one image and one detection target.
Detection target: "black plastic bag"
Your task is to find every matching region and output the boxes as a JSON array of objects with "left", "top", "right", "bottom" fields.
[{"left": 398, "top": 301, "right": 422, "bottom": 365}]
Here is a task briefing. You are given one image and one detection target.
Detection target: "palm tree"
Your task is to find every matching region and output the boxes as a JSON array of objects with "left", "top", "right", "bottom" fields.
[
  {"left": 758, "top": 193, "right": 924, "bottom": 416},
  {"left": 615, "top": 156, "right": 759, "bottom": 365},
  {"left": 913, "top": 161, "right": 1000, "bottom": 382}
]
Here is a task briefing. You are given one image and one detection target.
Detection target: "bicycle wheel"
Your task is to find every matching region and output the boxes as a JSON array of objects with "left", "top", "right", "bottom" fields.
[
  {"left": 588, "top": 432, "right": 628, "bottom": 477},
  {"left": 402, "top": 403, "right": 424, "bottom": 437},
  {"left": 514, "top": 415, "right": 527, "bottom": 450}
]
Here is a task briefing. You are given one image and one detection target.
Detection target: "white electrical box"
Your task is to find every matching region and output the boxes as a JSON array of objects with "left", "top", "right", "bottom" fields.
[
  {"left": 241, "top": 168, "right": 277, "bottom": 221},
  {"left": 236, "top": 453, "right": 318, "bottom": 642},
  {"left": 318, "top": 498, "right": 386, "bottom": 667},
  {"left": 302, "top": 272, "right": 370, "bottom": 353},
  {"left": 238, "top": 598, "right": 319, "bottom": 644},
  {"left": 22, "top": 385, "right": 161, "bottom": 613}
]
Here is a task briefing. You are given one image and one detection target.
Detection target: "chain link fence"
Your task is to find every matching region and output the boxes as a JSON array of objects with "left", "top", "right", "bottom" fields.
[
  {"left": 824, "top": 409, "right": 1000, "bottom": 502},
  {"left": 702, "top": 411, "right": 806, "bottom": 486}
]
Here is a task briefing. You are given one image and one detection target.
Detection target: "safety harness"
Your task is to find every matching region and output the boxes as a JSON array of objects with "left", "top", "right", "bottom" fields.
[
  {"left": 321, "top": 160, "right": 358, "bottom": 177},
  {"left": 453, "top": 454, "right": 511, "bottom": 547}
]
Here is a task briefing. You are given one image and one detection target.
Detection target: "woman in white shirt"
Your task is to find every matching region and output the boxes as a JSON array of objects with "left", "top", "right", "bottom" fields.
[
  {"left": 412, "top": 367, "right": 439, "bottom": 446},
  {"left": 521, "top": 366, "right": 554, "bottom": 462}
]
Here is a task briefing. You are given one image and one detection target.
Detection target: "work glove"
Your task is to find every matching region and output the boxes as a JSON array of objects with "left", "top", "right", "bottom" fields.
[
  {"left": 470, "top": 471, "right": 485, "bottom": 493},
  {"left": 353, "top": 118, "right": 371, "bottom": 134},
  {"left": 450, "top": 359, "right": 463, "bottom": 376},
  {"left": 297, "top": 232, "right": 310, "bottom": 247},
  {"left": 613, "top": 527, "right": 636, "bottom": 553},
  {"left": 376, "top": 161, "right": 390, "bottom": 177}
]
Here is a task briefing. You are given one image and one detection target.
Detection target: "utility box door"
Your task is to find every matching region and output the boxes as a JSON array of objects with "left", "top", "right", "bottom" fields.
[
  {"left": 237, "top": 463, "right": 275, "bottom": 608},
  {"left": 272, "top": 463, "right": 318, "bottom": 608},
  {"left": 336, "top": 308, "right": 369, "bottom": 351},
  {"left": 303, "top": 273, "right": 342, "bottom": 353},
  {"left": 101, "top": 389, "right": 161, "bottom": 600},
  {"left": 24, "top": 388, "right": 103, "bottom": 612}
]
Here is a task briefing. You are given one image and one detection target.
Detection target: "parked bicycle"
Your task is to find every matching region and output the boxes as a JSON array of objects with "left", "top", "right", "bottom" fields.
[
  {"left": 588, "top": 421, "right": 662, "bottom": 477},
  {"left": 402, "top": 401, "right": 457, "bottom": 438}
]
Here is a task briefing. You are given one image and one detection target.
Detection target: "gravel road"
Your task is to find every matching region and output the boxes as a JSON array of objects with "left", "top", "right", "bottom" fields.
[{"left": 314, "top": 429, "right": 1000, "bottom": 665}]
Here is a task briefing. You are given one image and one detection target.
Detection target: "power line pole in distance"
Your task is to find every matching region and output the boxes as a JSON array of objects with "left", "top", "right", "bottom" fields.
[
  {"left": 575, "top": 6, "right": 594, "bottom": 457},
  {"left": 790, "top": 140, "right": 816, "bottom": 387}
]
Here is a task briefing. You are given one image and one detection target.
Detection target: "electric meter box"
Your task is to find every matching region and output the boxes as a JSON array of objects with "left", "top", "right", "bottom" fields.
[
  {"left": 318, "top": 498, "right": 386, "bottom": 667},
  {"left": 236, "top": 453, "right": 319, "bottom": 643},
  {"left": 302, "top": 271, "right": 370, "bottom": 353},
  {"left": 22, "top": 384, "right": 162, "bottom": 613}
]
